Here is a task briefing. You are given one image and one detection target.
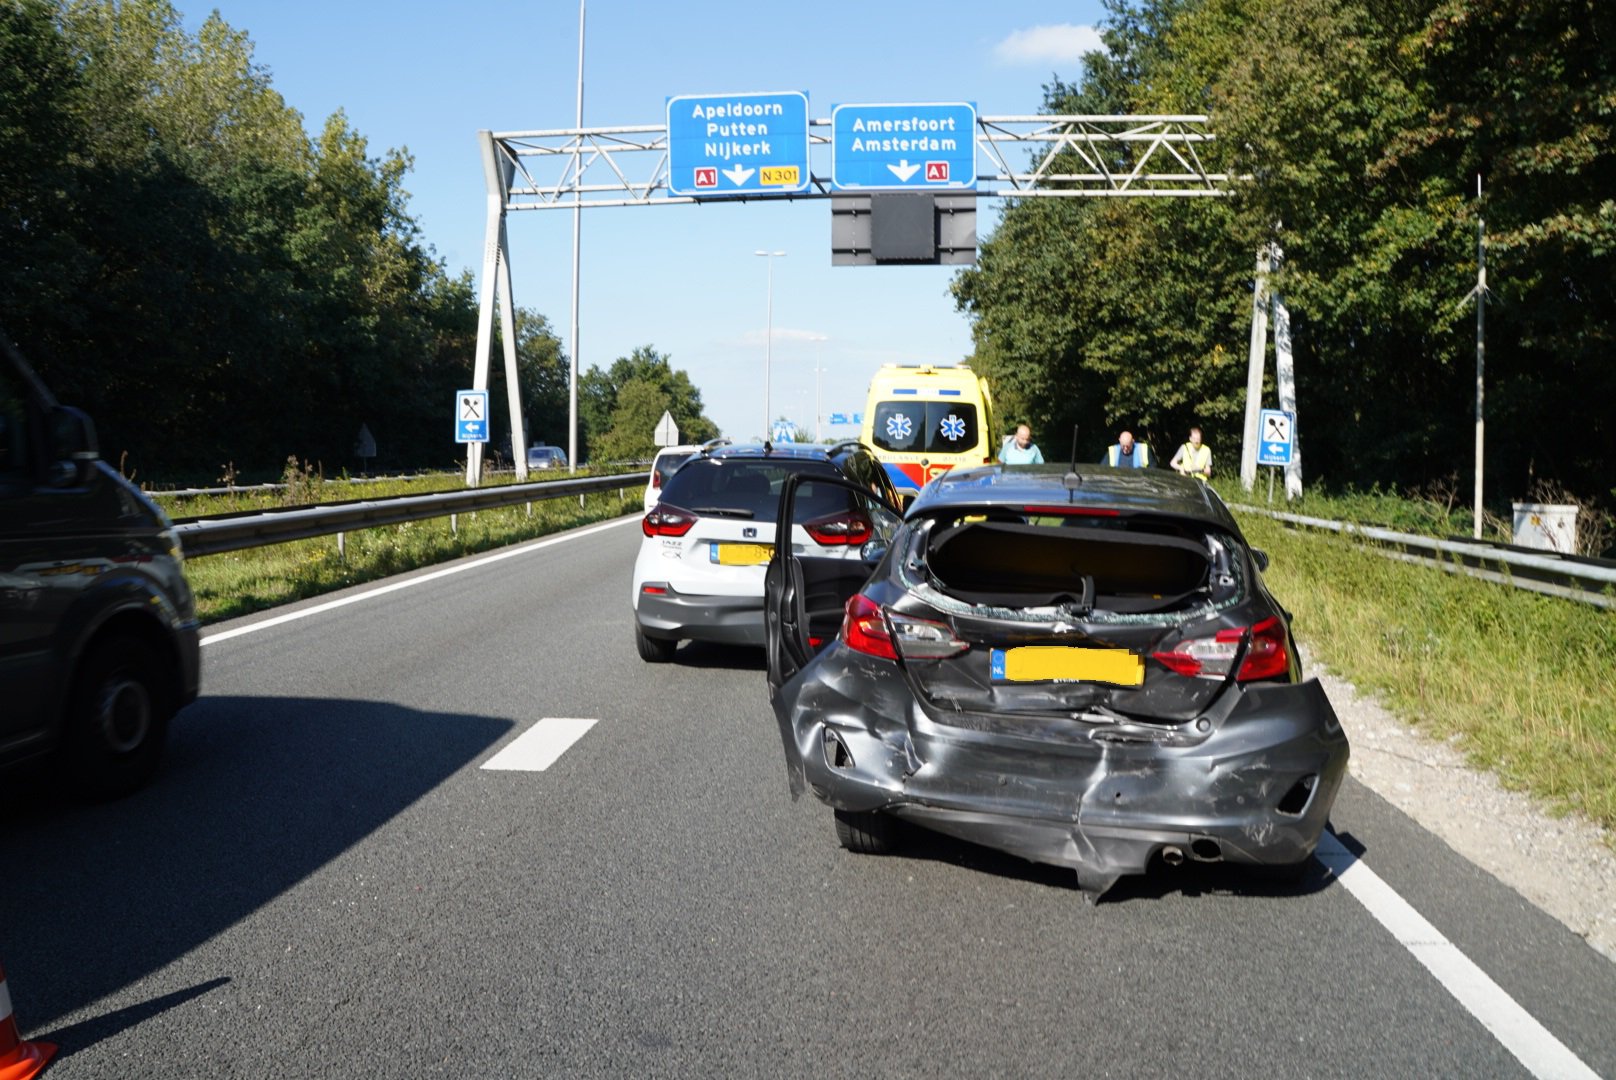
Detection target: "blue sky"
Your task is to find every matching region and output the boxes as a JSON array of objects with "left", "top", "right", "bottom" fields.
[{"left": 182, "top": 1, "right": 1107, "bottom": 445}]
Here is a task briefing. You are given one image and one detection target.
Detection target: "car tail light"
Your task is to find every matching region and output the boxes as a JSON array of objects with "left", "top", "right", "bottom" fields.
[
  {"left": 1152, "top": 616, "right": 1290, "bottom": 681},
  {"left": 839, "top": 594, "right": 966, "bottom": 661},
  {"left": 804, "top": 510, "right": 872, "bottom": 546},
  {"left": 642, "top": 504, "right": 697, "bottom": 537},
  {"left": 651, "top": 472, "right": 663, "bottom": 489},
  {"left": 840, "top": 594, "right": 897, "bottom": 660}
]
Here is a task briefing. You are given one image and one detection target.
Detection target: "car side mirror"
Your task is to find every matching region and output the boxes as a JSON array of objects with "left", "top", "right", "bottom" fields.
[
  {"left": 46, "top": 405, "right": 99, "bottom": 487},
  {"left": 1251, "top": 548, "right": 1270, "bottom": 572}
]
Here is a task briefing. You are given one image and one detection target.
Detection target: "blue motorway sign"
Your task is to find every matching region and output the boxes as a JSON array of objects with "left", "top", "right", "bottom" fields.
[
  {"left": 667, "top": 91, "right": 811, "bottom": 197},
  {"left": 1257, "top": 408, "right": 1294, "bottom": 466},
  {"left": 455, "top": 389, "right": 488, "bottom": 444},
  {"left": 831, "top": 102, "right": 977, "bottom": 191}
]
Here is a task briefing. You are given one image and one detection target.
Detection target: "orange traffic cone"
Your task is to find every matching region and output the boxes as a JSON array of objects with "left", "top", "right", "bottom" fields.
[{"left": 0, "top": 960, "right": 56, "bottom": 1080}]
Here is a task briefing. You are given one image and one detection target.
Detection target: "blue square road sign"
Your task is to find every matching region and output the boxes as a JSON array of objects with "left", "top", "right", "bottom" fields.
[
  {"left": 831, "top": 102, "right": 978, "bottom": 191},
  {"left": 667, "top": 91, "right": 811, "bottom": 197}
]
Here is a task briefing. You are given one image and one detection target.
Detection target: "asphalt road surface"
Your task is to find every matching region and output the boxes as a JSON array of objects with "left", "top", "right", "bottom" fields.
[{"left": 3, "top": 516, "right": 1612, "bottom": 1078}]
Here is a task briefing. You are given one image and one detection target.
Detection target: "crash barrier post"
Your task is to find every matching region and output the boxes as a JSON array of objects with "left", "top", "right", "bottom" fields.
[{"left": 0, "top": 960, "right": 57, "bottom": 1080}]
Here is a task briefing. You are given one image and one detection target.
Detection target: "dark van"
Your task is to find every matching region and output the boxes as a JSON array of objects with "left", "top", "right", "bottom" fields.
[{"left": 1, "top": 332, "right": 200, "bottom": 799}]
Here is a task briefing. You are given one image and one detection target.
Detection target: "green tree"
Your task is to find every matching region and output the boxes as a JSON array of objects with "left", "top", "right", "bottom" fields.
[{"left": 579, "top": 345, "right": 717, "bottom": 460}]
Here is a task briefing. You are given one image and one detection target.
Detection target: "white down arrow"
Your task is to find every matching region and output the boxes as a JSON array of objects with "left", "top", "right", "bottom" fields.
[
  {"left": 886, "top": 160, "right": 920, "bottom": 182},
  {"left": 722, "top": 165, "right": 755, "bottom": 186}
]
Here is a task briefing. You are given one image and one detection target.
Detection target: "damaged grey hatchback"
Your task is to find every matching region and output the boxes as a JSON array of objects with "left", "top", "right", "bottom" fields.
[{"left": 764, "top": 464, "right": 1348, "bottom": 898}]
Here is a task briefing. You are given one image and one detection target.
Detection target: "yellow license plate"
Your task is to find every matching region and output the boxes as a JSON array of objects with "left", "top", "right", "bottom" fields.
[
  {"left": 714, "top": 542, "right": 773, "bottom": 566},
  {"left": 992, "top": 646, "right": 1143, "bottom": 686}
]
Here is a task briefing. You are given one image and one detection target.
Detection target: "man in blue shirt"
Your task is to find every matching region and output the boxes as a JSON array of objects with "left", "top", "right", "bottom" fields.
[
  {"left": 999, "top": 424, "right": 1044, "bottom": 465},
  {"left": 1104, "top": 430, "right": 1153, "bottom": 468}
]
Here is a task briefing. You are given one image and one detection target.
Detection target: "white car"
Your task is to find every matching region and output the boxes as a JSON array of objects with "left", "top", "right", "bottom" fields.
[
  {"left": 643, "top": 443, "right": 704, "bottom": 511},
  {"left": 630, "top": 443, "right": 902, "bottom": 662}
]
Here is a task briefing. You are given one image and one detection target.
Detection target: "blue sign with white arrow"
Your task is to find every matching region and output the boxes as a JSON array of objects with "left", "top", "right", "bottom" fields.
[
  {"left": 667, "top": 91, "right": 811, "bottom": 197},
  {"left": 455, "top": 390, "right": 489, "bottom": 444},
  {"left": 831, "top": 102, "right": 977, "bottom": 191},
  {"left": 1258, "top": 408, "right": 1294, "bottom": 466}
]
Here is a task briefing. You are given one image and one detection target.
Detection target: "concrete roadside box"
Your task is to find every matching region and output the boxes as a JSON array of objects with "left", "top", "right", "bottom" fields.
[{"left": 1511, "top": 502, "right": 1578, "bottom": 553}]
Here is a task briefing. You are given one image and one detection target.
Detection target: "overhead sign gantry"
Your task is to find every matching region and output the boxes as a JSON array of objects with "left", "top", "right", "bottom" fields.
[{"left": 467, "top": 92, "right": 1240, "bottom": 486}]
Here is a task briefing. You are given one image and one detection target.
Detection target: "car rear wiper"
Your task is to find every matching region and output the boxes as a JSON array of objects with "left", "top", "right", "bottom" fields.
[{"left": 691, "top": 506, "right": 756, "bottom": 519}]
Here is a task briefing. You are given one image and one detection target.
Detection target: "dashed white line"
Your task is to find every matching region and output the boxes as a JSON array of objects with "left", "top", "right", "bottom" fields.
[
  {"left": 200, "top": 516, "right": 638, "bottom": 646},
  {"left": 480, "top": 717, "right": 598, "bottom": 772},
  {"left": 1316, "top": 833, "right": 1599, "bottom": 1080}
]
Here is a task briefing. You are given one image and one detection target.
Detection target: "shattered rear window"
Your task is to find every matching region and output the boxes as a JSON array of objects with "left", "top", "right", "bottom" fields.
[{"left": 898, "top": 509, "right": 1246, "bottom": 625}]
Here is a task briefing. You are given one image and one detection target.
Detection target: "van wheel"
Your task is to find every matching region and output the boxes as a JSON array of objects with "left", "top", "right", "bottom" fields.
[
  {"left": 635, "top": 624, "right": 677, "bottom": 663},
  {"left": 65, "top": 636, "right": 171, "bottom": 800},
  {"left": 834, "top": 809, "right": 898, "bottom": 855}
]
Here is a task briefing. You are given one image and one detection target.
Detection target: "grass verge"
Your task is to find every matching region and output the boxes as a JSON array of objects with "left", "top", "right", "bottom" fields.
[
  {"left": 1234, "top": 510, "right": 1616, "bottom": 844},
  {"left": 164, "top": 477, "right": 640, "bottom": 624}
]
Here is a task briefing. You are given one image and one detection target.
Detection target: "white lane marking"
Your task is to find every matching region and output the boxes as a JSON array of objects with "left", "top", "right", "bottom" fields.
[
  {"left": 1316, "top": 833, "right": 1599, "bottom": 1080},
  {"left": 200, "top": 516, "right": 638, "bottom": 646},
  {"left": 480, "top": 717, "right": 598, "bottom": 772}
]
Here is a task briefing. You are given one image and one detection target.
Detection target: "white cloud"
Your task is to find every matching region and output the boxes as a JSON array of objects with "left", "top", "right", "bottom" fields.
[
  {"left": 993, "top": 24, "right": 1103, "bottom": 66},
  {"left": 736, "top": 327, "right": 831, "bottom": 347}
]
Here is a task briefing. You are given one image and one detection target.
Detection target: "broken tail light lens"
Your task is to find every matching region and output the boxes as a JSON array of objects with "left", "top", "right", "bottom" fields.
[
  {"left": 1152, "top": 616, "right": 1290, "bottom": 681},
  {"left": 804, "top": 510, "right": 873, "bottom": 546},
  {"left": 840, "top": 594, "right": 966, "bottom": 661},
  {"left": 642, "top": 504, "right": 697, "bottom": 538},
  {"left": 841, "top": 594, "right": 897, "bottom": 660}
]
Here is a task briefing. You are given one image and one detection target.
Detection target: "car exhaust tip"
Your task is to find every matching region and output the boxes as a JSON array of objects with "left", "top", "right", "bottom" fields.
[
  {"left": 1161, "top": 845, "right": 1185, "bottom": 867},
  {"left": 1190, "top": 838, "right": 1223, "bottom": 862}
]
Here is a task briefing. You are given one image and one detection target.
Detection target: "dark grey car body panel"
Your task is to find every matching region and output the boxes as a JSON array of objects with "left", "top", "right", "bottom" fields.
[
  {"left": 1, "top": 337, "right": 201, "bottom": 778},
  {"left": 772, "top": 646, "right": 1347, "bottom": 895},
  {"left": 766, "top": 465, "right": 1348, "bottom": 897}
]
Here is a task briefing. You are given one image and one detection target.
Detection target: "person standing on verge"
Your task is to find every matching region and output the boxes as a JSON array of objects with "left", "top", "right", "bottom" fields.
[
  {"left": 1103, "top": 430, "right": 1153, "bottom": 468},
  {"left": 1170, "top": 426, "right": 1212, "bottom": 481},
  {"left": 999, "top": 423, "right": 1044, "bottom": 465}
]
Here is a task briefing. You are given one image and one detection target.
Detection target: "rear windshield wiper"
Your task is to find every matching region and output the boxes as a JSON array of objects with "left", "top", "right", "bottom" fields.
[{"left": 692, "top": 506, "right": 756, "bottom": 519}]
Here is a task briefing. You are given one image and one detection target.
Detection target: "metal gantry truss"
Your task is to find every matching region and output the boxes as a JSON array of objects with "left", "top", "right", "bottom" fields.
[
  {"left": 468, "top": 114, "right": 1236, "bottom": 483},
  {"left": 486, "top": 113, "right": 1231, "bottom": 211}
]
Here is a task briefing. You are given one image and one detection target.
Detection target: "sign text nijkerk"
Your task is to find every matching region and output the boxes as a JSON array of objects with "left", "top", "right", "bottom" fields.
[{"left": 666, "top": 91, "right": 811, "bottom": 197}]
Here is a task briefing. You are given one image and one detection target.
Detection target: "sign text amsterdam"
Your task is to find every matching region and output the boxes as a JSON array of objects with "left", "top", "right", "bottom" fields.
[{"left": 831, "top": 102, "right": 978, "bottom": 191}]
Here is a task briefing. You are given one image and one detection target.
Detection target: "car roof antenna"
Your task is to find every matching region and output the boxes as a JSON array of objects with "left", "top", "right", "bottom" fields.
[{"left": 1063, "top": 424, "right": 1083, "bottom": 495}]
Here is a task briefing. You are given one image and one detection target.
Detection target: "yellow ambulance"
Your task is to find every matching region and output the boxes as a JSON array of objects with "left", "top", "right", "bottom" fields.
[{"left": 860, "top": 364, "right": 997, "bottom": 502}]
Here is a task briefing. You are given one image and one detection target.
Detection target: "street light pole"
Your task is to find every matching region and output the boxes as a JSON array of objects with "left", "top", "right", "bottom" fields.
[
  {"left": 755, "top": 250, "right": 785, "bottom": 440},
  {"left": 568, "top": 0, "right": 585, "bottom": 473},
  {"left": 812, "top": 334, "right": 828, "bottom": 442}
]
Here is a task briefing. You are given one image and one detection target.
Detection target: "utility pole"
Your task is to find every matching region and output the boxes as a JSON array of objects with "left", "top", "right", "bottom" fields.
[
  {"left": 1472, "top": 174, "right": 1487, "bottom": 539},
  {"left": 568, "top": 0, "right": 585, "bottom": 473}
]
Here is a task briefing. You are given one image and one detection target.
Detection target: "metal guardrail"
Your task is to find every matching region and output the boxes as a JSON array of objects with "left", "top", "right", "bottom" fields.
[
  {"left": 174, "top": 471, "right": 647, "bottom": 558},
  {"left": 1231, "top": 504, "right": 1616, "bottom": 610}
]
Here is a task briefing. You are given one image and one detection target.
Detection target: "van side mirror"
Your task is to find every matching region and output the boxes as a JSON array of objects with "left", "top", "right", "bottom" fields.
[
  {"left": 1251, "top": 548, "right": 1270, "bottom": 572},
  {"left": 46, "top": 405, "right": 99, "bottom": 487}
]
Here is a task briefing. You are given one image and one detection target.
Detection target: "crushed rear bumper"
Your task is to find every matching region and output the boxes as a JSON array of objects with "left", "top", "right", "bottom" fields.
[{"left": 773, "top": 647, "right": 1349, "bottom": 896}]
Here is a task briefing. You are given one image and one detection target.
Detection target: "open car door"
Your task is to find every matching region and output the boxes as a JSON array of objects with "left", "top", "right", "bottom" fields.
[{"left": 764, "top": 472, "right": 902, "bottom": 697}]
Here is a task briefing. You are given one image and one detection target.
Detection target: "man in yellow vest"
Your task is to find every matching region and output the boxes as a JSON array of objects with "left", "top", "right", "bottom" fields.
[
  {"left": 1170, "top": 426, "right": 1212, "bottom": 481},
  {"left": 1104, "top": 430, "right": 1153, "bottom": 468}
]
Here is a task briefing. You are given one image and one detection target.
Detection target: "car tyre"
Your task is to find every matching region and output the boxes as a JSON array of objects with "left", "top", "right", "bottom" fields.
[
  {"left": 834, "top": 808, "right": 898, "bottom": 855},
  {"left": 65, "top": 635, "right": 171, "bottom": 800},
  {"left": 634, "top": 623, "right": 677, "bottom": 663}
]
